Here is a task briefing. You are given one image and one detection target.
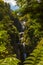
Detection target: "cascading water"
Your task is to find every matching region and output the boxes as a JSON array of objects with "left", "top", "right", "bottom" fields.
[
  {"left": 22, "top": 43, "right": 27, "bottom": 60},
  {"left": 17, "top": 21, "right": 27, "bottom": 61}
]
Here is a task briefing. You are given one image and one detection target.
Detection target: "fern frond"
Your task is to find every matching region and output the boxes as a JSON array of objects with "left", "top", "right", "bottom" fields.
[{"left": 24, "top": 38, "right": 43, "bottom": 65}]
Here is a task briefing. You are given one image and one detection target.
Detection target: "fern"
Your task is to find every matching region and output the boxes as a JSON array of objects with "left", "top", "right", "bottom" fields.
[
  {"left": 0, "top": 56, "right": 20, "bottom": 65},
  {"left": 24, "top": 38, "right": 43, "bottom": 65}
]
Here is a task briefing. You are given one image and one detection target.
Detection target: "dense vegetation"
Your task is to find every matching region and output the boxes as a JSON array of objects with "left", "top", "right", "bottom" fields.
[
  {"left": 0, "top": 0, "right": 20, "bottom": 65},
  {"left": 0, "top": 0, "right": 43, "bottom": 65}
]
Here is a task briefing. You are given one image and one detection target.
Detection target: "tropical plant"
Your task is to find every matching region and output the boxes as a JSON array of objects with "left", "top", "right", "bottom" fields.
[
  {"left": 0, "top": 56, "right": 20, "bottom": 65},
  {"left": 24, "top": 38, "right": 43, "bottom": 65}
]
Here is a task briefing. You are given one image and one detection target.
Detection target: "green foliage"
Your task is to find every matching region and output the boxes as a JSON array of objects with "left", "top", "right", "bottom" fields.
[
  {"left": 24, "top": 38, "right": 43, "bottom": 65},
  {"left": 15, "top": 0, "right": 43, "bottom": 63},
  {"left": 17, "top": 0, "right": 43, "bottom": 51},
  {"left": 0, "top": 0, "right": 19, "bottom": 52},
  {"left": 0, "top": 30, "right": 10, "bottom": 53},
  {"left": 23, "top": 19, "right": 42, "bottom": 45},
  {"left": 0, "top": 1, "right": 20, "bottom": 65},
  {"left": 0, "top": 0, "right": 43, "bottom": 65},
  {"left": 0, "top": 56, "right": 20, "bottom": 65}
]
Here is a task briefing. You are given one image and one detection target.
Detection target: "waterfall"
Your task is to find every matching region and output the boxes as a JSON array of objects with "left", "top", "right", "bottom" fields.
[
  {"left": 17, "top": 20, "right": 26, "bottom": 60},
  {"left": 23, "top": 42, "right": 27, "bottom": 59}
]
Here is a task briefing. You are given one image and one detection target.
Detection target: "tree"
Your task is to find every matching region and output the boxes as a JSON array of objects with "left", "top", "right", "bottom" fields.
[
  {"left": 0, "top": 1, "right": 20, "bottom": 65},
  {"left": 16, "top": 0, "right": 43, "bottom": 61}
]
